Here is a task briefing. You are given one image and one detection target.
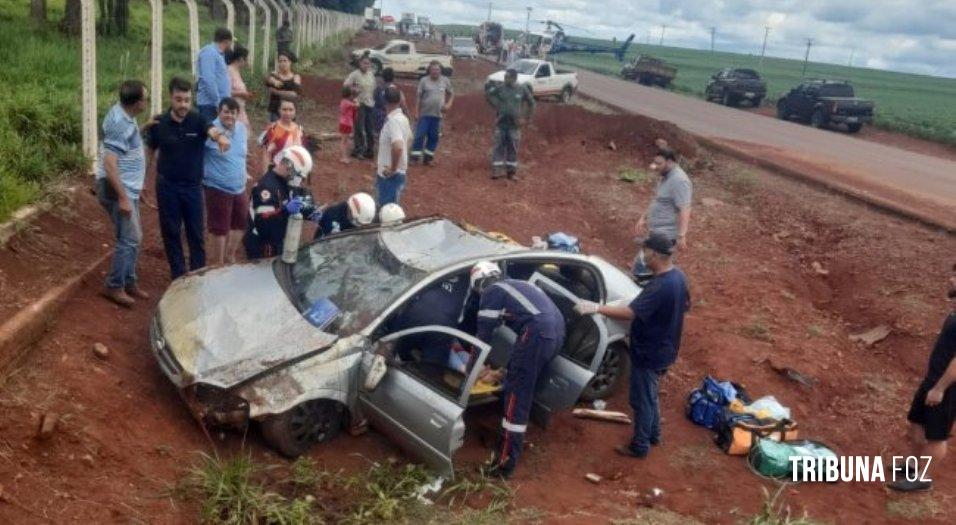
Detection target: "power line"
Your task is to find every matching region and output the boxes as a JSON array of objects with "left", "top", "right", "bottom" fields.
[
  {"left": 487, "top": 2, "right": 491, "bottom": 22},
  {"left": 802, "top": 38, "right": 813, "bottom": 77},
  {"left": 759, "top": 26, "right": 771, "bottom": 65},
  {"left": 525, "top": 6, "right": 531, "bottom": 34}
]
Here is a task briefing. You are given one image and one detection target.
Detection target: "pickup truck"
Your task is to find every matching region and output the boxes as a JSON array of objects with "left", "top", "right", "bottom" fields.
[
  {"left": 705, "top": 68, "right": 767, "bottom": 107},
  {"left": 620, "top": 54, "right": 676, "bottom": 87},
  {"left": 350, "top": 39, "right": 453, "bottom": 77},
  {"left": 776, "top": 80, "right": 875, "bottom": 133},
  {"left": 486, "top": 59, "right": 579, "bottom": 103}
]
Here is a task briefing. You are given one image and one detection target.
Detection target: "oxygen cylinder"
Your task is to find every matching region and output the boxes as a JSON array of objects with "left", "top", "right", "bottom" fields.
[{"left": 281, "top": 212, "right": 303, "bottom": 264}]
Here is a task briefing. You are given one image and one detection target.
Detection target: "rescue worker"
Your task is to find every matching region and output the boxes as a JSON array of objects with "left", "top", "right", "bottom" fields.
[
  {"left": 243, "top": 145, "right": 315, "bottom": 259},
  {"left": 485, "top": 68, "right": 535, "bottom": 180},
  {"left": 314, "top": 192, "right": 376, "bottom": 239},
  {"left": 388, "top": 274, "right": 471, "bottom": 375},
  {"left": 378, "top": 203, "right": 406, "bottom": 225},
  {"left": 469, "top": 261, "right": 565, "bottom": 478}
]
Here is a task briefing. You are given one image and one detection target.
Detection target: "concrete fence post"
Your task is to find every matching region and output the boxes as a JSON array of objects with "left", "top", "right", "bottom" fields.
[
  {"left": 149, "top": 0, "right": 164, "bottom": 116},
  {"left": 80, "top": 0, "right": 97, "bottom": 174},
  {"left": 182, "top": 0, "right": 200, "bottom": 76},
  {"left": 238, "top": 0, "right": 256, "bottom": 72}
]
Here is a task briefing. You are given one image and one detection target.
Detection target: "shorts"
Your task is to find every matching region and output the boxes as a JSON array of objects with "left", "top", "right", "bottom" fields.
[
  {"left": 204, "top": 186, "right": 248, "bottom": 236},
  {"left": 907, "top": 378, "right": 956, "bottom": 441},
  {"left": 339, "top": 123, "right": 354, "bottom": 134}
]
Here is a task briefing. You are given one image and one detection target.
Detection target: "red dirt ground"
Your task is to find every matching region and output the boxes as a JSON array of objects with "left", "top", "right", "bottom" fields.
[{"left": 1, "top": 33, "right": 954, "bottom": 523}]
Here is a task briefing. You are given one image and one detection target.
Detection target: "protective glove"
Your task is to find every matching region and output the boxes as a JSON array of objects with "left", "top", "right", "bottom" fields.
[
  {"left": 573, "top": 300, "right": 600, "bottom": 316},
  {"left": 307, "top": 208, "right": 323, "bottom": 223},
  {"left": 284, "top": 197, "right": 303, "bottom": 215}
]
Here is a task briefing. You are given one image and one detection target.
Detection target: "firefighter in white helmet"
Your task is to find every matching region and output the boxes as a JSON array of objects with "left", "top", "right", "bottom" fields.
[
  {"left": 243, "top": 145, "right": 316, "bottom": 258},
  {"left": 313, "top": 192, "right": 376, "bottom": 238},
  {"left": 378, "top": 203, "right": 406, "bottom": 225}
]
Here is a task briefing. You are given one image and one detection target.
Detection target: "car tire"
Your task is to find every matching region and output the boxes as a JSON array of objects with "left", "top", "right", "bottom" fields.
[
  {"left": 847, "top": 123, "right": 863, "bottom": 133},
  {"left": 810, "top": 108, "right": 826, "bottom": 128},
  {"left": 261, "top": 399, "right": 346, "bottom": 458},
  {"left": 722, "top": 92, "right": 736, "bottom": 107},
  {"left": 752, "top": 97, "right": 763, "bottom": 108},
  {"left": 559, "top": 86, "right": 573, "bottom": 104},
  {"left": 579, "top": 343, "right": 628, "bottom": 402},
  {"left": 776, "top": 100, "right": 790, "bottom": 120}
]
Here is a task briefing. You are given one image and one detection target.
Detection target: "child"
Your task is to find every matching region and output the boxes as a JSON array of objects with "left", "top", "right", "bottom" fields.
[{"left": 339, "top": 86, "right": 358, "bottom": 164}]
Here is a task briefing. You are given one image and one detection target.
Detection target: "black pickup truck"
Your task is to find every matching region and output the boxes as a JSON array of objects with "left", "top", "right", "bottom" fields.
[
  {"left": 705, "top": 68, "right": 767, "bottom": 107},
  {"left": 776, "top": 80, "right": 875, "bottom": 133}
]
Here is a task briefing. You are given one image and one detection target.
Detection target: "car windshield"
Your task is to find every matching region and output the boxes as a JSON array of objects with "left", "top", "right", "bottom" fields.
[
  {"left": 513, "top": 60, "right": 538, "bottom": 74},
  {"left": 373, "top": 43, "right": 388, "bottom": 50},
  {"left": 288, "top": 231, "right": 427, "bottom": 335},
  {"left": 735, "top": 69, "right": 759, "bottom": 79},
  {"left": 819, "top": 84, "right": 854, "bottom": 97},
  {"left": 453, "top": 38, "right": 472, "bottom": 47}
]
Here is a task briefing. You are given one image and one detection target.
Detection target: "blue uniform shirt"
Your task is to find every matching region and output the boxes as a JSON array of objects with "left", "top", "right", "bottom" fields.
[
  {"left": 203, "top": 118, "right": 248, "bottom": 194},
  {"left": 196, "top": 43, "right": 231, "bottom": 107},
  {"left": 628, "top": 267, "right": 689, "bottom": 370},
  {"left": 96, "top": 103, "right": 145, "bottom": 199},
  {"left": 476, "top": 279, "right": 565, "bottom": 343}
]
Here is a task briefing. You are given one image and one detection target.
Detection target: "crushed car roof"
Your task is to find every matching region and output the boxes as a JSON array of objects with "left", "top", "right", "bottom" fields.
[{"left": 380, "top": 218, "right": 526, "bottom": 272}]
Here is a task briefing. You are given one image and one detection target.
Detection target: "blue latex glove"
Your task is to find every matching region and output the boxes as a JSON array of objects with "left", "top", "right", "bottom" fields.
[
  {"left": 307, "top": 209, "right": 323, "bottom": 223},
  {"left": 284, "top": 197, "right": 303, "bottom": 215}
]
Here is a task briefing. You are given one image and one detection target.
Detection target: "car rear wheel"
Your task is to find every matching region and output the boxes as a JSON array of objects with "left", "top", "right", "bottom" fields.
[
  {"left": 579, "top": 343, "right": 628, "bottom": 402},
  {"left": 559, "top": 86, "right": 573, "bottom": 104},
  {"left": 752, "top": 97, "right": 763, "bottom": 107},
  {"left": 810, "top": 108, "right": 826, "bottom": 128},
  {"left": 846, "top": 123, "right": 863, "bottom": 133},
  {"left": 722, "top": 92, "right": 735, "bottom": 107},
  {"left": 261, "top": 399, "right": 346, "bottom": 458},
  {"left": 776, "top": 100, "right": 790, "bottom": 120}
]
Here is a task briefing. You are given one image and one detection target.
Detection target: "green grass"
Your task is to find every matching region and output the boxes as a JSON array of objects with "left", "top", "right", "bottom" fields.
[{"left": 439, "top": 23, "right": 956, "bottom": 147}]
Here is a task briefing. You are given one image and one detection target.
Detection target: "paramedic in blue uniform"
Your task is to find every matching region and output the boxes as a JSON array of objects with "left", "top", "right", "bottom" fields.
[
  {"left": 469, "top": 261, "right": 566, "bottom": 478},
  {"left": 243, "top": 146, "right": 314, "bottom": 259},
  {"left": 387, "top": 275, "right": 471, "bottom": 373},
  {"left": 313, "top": 192, "right": 376, "bottom": 239},
  {"left": 576, "top": 233, "right": 689, "bottom": 459}
]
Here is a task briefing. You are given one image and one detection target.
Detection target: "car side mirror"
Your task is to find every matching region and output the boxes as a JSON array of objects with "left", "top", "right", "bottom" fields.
[{"left": 363, "top": 354, "right": 388, "bottom": 391}]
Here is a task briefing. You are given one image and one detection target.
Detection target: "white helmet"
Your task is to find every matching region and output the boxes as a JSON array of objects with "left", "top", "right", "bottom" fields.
[
  {"left": 470, "top": 260, "right": 501, "bottom": 292},
  {"left": 275, "top": 145, "right": 313, "bottom": 177},
  {"left": 378, "top": 203, "right": 406, "bottom": 225},
  {"left": 347, "top": 192, "right": 376, "bottom": 226}
]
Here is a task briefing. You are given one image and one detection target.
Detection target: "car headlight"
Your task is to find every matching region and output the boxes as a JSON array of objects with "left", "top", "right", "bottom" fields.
[
  {"left": 150, "top": 314, "right": 183, "bottom": 378},
  {"left": 186, "top": 384, "right": 250, "bottom": 429}
]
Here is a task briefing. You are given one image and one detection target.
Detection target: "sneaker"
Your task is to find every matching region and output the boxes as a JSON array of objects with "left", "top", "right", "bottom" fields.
[
  {"left": 125, "top": 285, "right": 150, "bottom": 300},
  {"left": 103, "top": 288, "right": 135, "bottom": 308},
  {"left": 614, "top": 444, "right": 648, "bottom": 459},
  {"left": 887, "top": 478, "right": 933, "bottom": 492}
]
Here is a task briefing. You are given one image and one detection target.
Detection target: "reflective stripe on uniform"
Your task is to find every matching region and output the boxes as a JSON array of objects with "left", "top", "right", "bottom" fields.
[
  {"left": 255, "top": 205, "right": 277, "bottom": 215},
  {"left": 501, "top": 419, "right": 527, "bottom": 433},
  {"left": 494, "top": 282, "right": 541, "bottom": 315},
  {"left": 492, "top": 161, "right": 506, "bottom": 167},
  {"left": 478, "top": 308, "right": 504, "bottom": 319},
  {"left": 505, "top": 161, "right": 518, "bottom": 167}
]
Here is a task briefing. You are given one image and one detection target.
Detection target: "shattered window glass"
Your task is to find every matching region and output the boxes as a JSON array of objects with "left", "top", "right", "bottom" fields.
[{"left": 290, "top": 232, "right": 426, "bottom": 335}]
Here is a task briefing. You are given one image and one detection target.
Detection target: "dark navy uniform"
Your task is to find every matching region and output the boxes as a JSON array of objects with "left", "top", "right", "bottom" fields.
[
  {"left": 243, "top": 169, "right": 313, "bottom": 258},
  {"left": 389, "top": 276, "right": 471, "bottom": 367},
  {"left": 475, "top": 279, "right": 565, "bottom": 475},
  {"left": 314, "top": 200, "right": 354, "bottom": 239}
]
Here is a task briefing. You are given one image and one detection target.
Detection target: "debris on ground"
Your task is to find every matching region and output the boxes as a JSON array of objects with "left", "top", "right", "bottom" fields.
[
  {"left": 413, "top": 476, "right": 444, "bottom": 505},
  {"left": 585, "top": 473, "right": 602, "bottom": 484},
  {"left": 35, "top": 412, "right": 58, "bottom": 440},
  {"left": 572, "top": 408, "right": 632, "bottom": 424},
  {"left": 81, "top": 454, "right": 95, "bottom": 468},
  {"left": 810, "top": 261, "right": 829, "bottom": 276},
  {"left": 767, "top": 361, "right": 815, "bottom": 387},
  {"left": 701, "top": 197, "right": 725, "bottom": 208},
  {"left": 92, "top": 342, "right": 109, "bottom": 360},
  {"left": 608, "top": 140, "right": 617, "bottom": 151},
  {"left": 849, "top": 325, "right": 892, "bottom": 347}
]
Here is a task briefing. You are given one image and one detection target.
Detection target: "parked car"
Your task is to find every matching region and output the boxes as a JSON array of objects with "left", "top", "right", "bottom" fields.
[
  {"left": 486, "top": 59, "right": 579, "bottom": 103},
  {"left": 705, "top": 68, "right": 767, "bottom": 107},
  {"left": 351, "top": 39, "right": 453, "bottom": 77},
  {"left": 620, "top": 54, "right": 676, "bottom": 87},
  {"left": 150, "top": 217, "right": 639, "bottom": 477},
  {"left": 382, "top": 23, "right": 398, "bottom": 35},
  {"left": 776, "top": 80, "right": 875, "bottom": 133},
  {"left": 451, "top": 37, "right": 478, "bottom": 59}
]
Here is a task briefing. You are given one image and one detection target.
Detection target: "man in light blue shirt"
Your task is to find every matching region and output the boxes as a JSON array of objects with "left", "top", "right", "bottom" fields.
[
  {"left": 95, "top": 80, "right": 149, "bottom": 307},
  {"left": 196, "top": 27, "right": 233, "bottom": 121},
  {"left": 203, "top": 97, "right": 249, "bottom": 265}
]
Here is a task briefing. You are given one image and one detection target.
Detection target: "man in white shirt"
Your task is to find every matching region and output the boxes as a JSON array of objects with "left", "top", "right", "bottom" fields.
[{"left": 376, "top": 86, "right": 413, "bottom": 205}]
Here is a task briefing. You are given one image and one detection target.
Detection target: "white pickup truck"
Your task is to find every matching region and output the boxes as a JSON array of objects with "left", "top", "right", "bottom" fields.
[
  {"left": 350, "top": 39, "right": 454, "bottom": 77},
  {"left": 486, "top": 59, "right": 579, "bottom": 103}
]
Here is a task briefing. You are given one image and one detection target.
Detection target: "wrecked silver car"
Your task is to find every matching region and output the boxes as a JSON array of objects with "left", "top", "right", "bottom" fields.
[{"left": 149, "top": 218, "right": 639, "bottom": 476}]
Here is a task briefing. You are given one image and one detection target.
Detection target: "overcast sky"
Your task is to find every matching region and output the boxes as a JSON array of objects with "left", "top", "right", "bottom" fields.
[{"left": 378, "top": 0, "right": 956, "bottom": 78}]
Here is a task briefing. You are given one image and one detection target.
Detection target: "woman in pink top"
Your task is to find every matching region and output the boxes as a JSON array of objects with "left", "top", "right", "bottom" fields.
[
  {"left": 339, "top": 86, "right": 358, "bottom": 164},
  {"left": 226, "top": 46, "right": 252, "bottom": 128}
]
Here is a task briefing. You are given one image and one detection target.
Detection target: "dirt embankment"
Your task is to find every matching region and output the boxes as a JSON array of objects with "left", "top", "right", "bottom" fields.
[{"left": 0, "top": 31, "right": 954, "bottom": 524}]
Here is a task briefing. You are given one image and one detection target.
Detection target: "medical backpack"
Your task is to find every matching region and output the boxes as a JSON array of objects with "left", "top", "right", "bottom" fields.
[{"left": 685, "top": 376, "right": 748, "bottom": 430}]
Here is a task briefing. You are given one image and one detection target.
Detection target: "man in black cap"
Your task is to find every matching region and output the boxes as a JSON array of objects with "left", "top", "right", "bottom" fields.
[{"left": 575, "top": 233, "right": 690, "bottom": 458}]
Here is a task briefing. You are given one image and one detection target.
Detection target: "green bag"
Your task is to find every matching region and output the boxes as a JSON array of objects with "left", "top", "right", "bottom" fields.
[{"left": 749, "top": 439, "right": 837, "bottom": 481}]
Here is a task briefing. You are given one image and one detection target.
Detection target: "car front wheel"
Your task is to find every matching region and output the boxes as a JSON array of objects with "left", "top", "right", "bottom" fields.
[
  {"left": 810, "top": 108, "right": 827, "bottom": 128},
  {"left": 776, "top": 100, "right": 790, "bottom": 120},
  {"left": 846, "top": 123, "right": 863, "bottom": 133},
  {"left": 579, "top": 343, "right": 628, "bottom": 401},
  {"left": 261, "top": 399, "right": 346, "bottom": 458}
]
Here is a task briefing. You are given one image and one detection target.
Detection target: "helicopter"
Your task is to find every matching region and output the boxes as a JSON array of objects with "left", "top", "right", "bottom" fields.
[{"left": 516, "top": 20, "right": 634, "bottom": 61}]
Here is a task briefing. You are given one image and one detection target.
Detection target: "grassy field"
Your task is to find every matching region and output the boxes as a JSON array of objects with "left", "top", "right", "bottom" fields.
[{"left": 439, "top": 24, "right": 956, "bottom": 147}]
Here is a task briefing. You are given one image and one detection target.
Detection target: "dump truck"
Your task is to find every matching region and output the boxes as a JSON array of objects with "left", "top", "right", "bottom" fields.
[{"left": 620, "top": 55, "right": 677, "bottom": 87}]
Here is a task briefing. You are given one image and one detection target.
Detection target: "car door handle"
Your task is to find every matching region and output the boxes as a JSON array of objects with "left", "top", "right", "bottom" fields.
[{"left": 429, "top": 414, "right": 447, "bottom": 428}]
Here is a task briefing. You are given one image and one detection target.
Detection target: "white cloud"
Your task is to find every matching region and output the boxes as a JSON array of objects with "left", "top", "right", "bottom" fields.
[{"left": 380, "top": 0, "right": 956, "bottom": 77}]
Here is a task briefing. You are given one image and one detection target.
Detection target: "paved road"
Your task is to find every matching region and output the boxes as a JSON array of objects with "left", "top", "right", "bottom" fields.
[{"left": 575, "top": 69, "right": 956, "bottom": 231}]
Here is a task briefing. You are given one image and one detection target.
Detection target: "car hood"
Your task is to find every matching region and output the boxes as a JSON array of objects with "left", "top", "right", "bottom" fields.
[{"left": 155, "top": 261, "right": 337, "bottom": 388}]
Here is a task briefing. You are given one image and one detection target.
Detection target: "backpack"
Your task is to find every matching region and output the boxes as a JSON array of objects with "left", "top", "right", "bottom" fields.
[
  {"left": 685, "top": 376, "right": 747, "bottom": 430},
  {"left": 546, "top": 232, "right": 581, "bottom": 253},
  {"left": 715, "top": 411, "right": 799, "bottom": 455}
]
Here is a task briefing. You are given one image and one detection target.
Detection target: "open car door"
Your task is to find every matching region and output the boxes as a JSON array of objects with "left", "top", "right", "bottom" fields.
[
  {"left": 526, "top": 271, "right": 609, "bottom": 423},
  {"left": 358, "top": 326, "right": 492, "bottom": 479}
]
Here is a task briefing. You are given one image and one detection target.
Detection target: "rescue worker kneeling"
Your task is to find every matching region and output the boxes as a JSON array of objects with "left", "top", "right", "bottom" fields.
[
  {"left": 469, "top": 261, "right": 565, "bottom": 478},
  {"left": 244, "top": 145, "right": 317, "bottom": 259}
]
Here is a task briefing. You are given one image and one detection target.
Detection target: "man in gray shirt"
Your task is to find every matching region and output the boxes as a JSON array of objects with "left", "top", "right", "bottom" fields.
[
  {"left": 411, "top": 61, "right": 454, "bottom": 166},
  {"left": 635, "top": 149, "right": 692, "bottom": 273},
  {"left": 344, "top": 55, "right": 377, "bottom": 159}
]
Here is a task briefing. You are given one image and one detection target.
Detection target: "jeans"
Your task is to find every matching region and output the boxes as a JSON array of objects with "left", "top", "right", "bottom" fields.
[
  {"left": 198, "top": 104, "right": 218, "bottom": 122},
  {"left": 411, "top": 116, "right": 442, "bottom": 162},
  {"left": 492, "top": 127, "right": 520, "bottom": 174},
  {"left": 629, "top": 366, "right": 664, "bottom": 454},
  {"left": 96, "top": 179, "right": 142, "bottom": 289},
  {"left": 375, "top": 171, "right": 406, "bottom": 206},
  {"left": 352, "top": 104, "right": 376, "bottom": 157},
  {"left": 156, "top": 178, "right": 206, "bottom": 279}
]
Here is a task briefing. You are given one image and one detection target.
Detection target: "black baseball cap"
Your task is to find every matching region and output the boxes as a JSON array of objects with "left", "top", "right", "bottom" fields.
[{"left": 640, "top": 233, "right": 674, "bottom": 255}]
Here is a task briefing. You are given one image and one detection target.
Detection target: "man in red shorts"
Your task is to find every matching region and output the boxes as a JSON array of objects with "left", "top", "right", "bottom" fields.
[{"left": 202, "top": 97, "right": 248, "bottom": 265}]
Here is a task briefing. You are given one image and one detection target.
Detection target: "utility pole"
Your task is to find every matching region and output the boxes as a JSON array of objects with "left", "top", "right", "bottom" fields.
[
  {"left": 759, "top": 26, "right": 771, "bottom": 65},
  {"left": 802, "top": 38, "right": 813, "bottom": 77},
  {"left": 710, "top": 26, "right": 716, "bottom": 52},
  {"left": 487, "top": 2, "right": 491, "bottom": 22},
  {"left": 848, "top": 46, "right": 855, "bottom": 67},
  {"left": 659, "top": 24, "right": 666, "bottom": 46},
  {"left": 525, "top": 6, "right": 531, "bottom": 34}
]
